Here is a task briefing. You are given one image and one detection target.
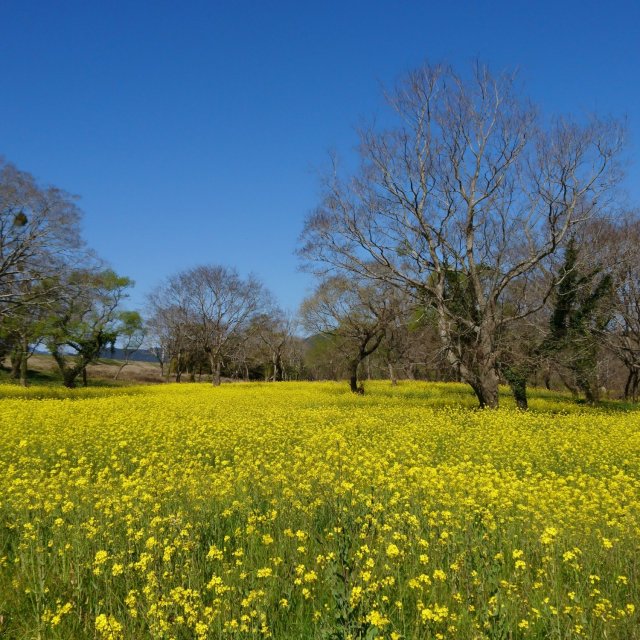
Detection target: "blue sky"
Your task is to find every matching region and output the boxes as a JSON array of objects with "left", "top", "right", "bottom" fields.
[{"left": 1, "top": 0, "right": 638, "bottom": 314}]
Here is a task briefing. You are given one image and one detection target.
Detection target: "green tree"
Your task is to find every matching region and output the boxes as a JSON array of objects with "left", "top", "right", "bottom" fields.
[
  {"left": 46, "top": 269, "right": 133, "bottom": 388},
  {"left": 113, "top": 311, "right": 145, "bottom": 380},
  {"left": 542, "top": 238, "right": 614, "bottom": 403}
]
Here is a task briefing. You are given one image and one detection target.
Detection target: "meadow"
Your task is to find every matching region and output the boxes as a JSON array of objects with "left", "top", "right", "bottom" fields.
[{"left": 0, "top": 381, "right": 639, "bottom": 639}]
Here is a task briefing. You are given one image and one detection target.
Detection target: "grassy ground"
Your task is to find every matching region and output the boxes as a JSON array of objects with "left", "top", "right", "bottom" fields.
[
  {"left": 0, "top": 353, "right": 164, "bottom": 387},
  {"left": 1, "top": 381, "right": 639, "bottom": 639}
]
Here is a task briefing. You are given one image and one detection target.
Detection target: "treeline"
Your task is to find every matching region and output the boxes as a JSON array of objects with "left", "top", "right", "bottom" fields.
[
  {"left": 124, "top": 228, "right": 640, "bottom": 409},
  {"left": 0, "top": 154, "right": 638, "bottom": 404},
  {"left": 1, "top": 61, "right": 639, "bottom": 406}
]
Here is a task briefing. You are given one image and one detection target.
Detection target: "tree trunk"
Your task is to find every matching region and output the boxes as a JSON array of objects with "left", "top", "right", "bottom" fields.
[
  {"left": 82, "top": 366, "right": 88, "bottom": 387},
  {"left": 624, "top": 369, "right": 633, "bottom": 400},
  {"left": 441, "top": 313, "right": 500, "bottom": 408},
  {"left": 51, "top": 351, "right": 83, "bottom": 389},
  {"left": 510, "top": 378, "right": 528, "bottom": 410},
  {"left": 61, "top": 370, "right": 76, "bottom": 388},
  {"left": 19, "top": 348, "right": 29, "bottom": 387},
  {"left": 273, "top": 353, "right": 284, "bottom": 382},
  {"left": 175, "top": 350, "right": 182, "bottom": 382},
  {"left": 624, "top": 368, "right": 639, "bottom": 402},
  {"left": 501, "top": 365, "right": 529, "bottom": 410},
  {"left": 576, "top": 369, "right": 599, "bottom": 404},
  {"left": 388, "top": 362, "right": 397, "bottom": 386},
  {"left": 213, "top": 359, "right": 222, "bottom": 386},
  {"left": 10, "top": 352, "right": 21, "bottom": 379},
  {"left": 583, "top": 386, "right": 598, "bottom": 404},
  {"left": 470, "top": 374, "right": 500, "bottom": 409},
  {"left": 349, "top": 359, "right": 364, "bottom": 394},
  {"left": 557, "top": 371, "right": 578, "bottom": 397},
  {"left": 114, "top": 363, "right": 127, "bottom": 380}
]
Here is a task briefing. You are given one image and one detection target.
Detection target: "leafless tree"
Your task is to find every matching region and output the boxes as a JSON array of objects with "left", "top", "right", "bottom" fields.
[
  {"left": 0, "top": 160, "right": 83, "bottom": 313},
  {"left": 602, "top": 214, "right": 640, "bottom": 401},
  {"left": 300, "top": 62, "right": 624, "bottom": 407},
  {"left": 149, "top": 265, "right": 267, "bottom": 385},
  {"left": 252, "top": 310, "right": 299, "bottom": 381},
  {"left": 146, "top": 286, "right": 195, "bottom": 381},
  {"left": 300, "top": 275, "right": 397, "bottom": 393}
]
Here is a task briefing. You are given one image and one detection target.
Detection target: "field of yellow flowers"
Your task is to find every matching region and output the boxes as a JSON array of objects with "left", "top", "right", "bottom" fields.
[{"left": 1, "top": 381, "right": 639, "bottom": 639}]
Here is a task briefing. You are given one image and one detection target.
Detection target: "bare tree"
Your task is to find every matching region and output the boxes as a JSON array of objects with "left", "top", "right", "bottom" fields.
[
  {"left": 150, "top": 265, "right": 267, "bottom": 385},
  {"left": 300, "top": 275, "right": 397, "bottom": 393},
  {"left": 299, "top": 62, "right": 624, "bottom": 407},
  {"left": 602, "top": 215, "right": 640, "bottom": 401},
  {"left": 0, "top": 160, "right": 83, "bottom": 314},
  {"left": 374, "top": 288, "right": 418, "bottom": 385},
  {"left": 253, "top": 310, "right": 299, "bottom": 381},
  {"left": 146, "top": 288, "right": 195, "bottom": 382}
]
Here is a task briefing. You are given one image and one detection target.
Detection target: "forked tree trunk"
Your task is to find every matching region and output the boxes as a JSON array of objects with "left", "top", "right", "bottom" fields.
[
  {"left": 52, "top": 351, "right": 84, "bottom": 389},
  {"left": 64, "top": 370, "right": 78, "bottom": 388},
  {"left": 348, "top": 333, "right": 385, "bottom": 395},
  {"left": 469, "top": 373, "right": 500, "bottom": 409},
  {"left": 577, "top": 370, "right": 600, "bottom": 405},
  {"left": 174, "top": 350, "right": 182, "bottom": 382},
  {"left": 558, "top": 372, "right": 579, "bottom": 397},
  {"left": 439, "top": 311, "right": 501, "bottom": 408}
]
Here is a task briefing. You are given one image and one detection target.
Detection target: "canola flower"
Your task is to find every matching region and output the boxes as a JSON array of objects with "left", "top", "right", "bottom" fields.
[{"left": 0, "top": 381, "right": 639, "bottom": 638}]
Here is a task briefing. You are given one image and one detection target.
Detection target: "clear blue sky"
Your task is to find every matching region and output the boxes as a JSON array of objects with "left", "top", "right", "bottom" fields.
[{"left": 1, "top": 0, "right": 638, "bottom": 314}]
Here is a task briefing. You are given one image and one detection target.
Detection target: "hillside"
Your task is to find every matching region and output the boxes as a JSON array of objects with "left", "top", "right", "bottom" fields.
[{"left": 0, "top": 353, "right": 164, "bottom": 386}]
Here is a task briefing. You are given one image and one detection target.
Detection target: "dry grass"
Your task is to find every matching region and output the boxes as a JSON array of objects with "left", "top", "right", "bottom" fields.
[{"left": 0, "top": 353, "right": 164, "bottom": 385}]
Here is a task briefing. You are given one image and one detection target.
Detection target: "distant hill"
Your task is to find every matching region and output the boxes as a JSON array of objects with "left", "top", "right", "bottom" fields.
[
  {"left": 2, "top": 352, "right": 163, "bottom": 385},
  {"left": 35, "top": 347, "right": 159, "bottom": 363},
  {"left": 99, "top": 348, "right": 159, "bottom": 363}
]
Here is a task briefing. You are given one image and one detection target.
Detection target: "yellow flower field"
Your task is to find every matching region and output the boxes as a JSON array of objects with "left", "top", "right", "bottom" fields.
[{"left": 1, "top": 382, "right": 639, "bottom": 639}]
